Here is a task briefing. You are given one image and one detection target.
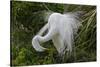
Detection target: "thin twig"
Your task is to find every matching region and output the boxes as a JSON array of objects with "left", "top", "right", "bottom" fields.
[{"left": 43, "top": 3, "right": 51, "bottom": 11}]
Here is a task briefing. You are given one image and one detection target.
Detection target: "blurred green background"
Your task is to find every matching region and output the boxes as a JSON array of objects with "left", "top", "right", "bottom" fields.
[{"left": 11, "top": 1, "right": 96, "bottom": 66}]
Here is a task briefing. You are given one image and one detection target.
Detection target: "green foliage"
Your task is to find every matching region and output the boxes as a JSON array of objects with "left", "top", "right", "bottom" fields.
[
  {"left": 11, "top": 1, "right": 96, "bottom": 66},
  {"left": 74, "top": 9, "right": 96, "bottom": 62}
]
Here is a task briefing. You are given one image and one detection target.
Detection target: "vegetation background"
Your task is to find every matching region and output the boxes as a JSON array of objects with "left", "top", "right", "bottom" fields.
[{"left": 11, "top": 1, "right": 96, "bottom": 66}]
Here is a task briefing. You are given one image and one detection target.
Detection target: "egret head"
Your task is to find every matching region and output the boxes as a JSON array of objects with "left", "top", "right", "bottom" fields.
[{"left": 32, "top": 35, "right": 46, "bottom": 52}]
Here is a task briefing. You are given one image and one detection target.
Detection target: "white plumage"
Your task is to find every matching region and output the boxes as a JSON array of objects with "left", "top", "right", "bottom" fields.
[{"left": 32, "top": 12, "right": 82, "bottom": 55}]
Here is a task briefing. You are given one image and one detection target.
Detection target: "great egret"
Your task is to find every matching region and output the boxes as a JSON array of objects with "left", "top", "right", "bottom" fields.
[{"left": 32, "top": 12, "right": 83, "bottom": 56}]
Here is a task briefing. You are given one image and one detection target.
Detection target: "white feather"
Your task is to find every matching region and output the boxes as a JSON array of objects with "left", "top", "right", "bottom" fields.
[{"left": 32, "top": 12, "right": 82, "bottom": 55}]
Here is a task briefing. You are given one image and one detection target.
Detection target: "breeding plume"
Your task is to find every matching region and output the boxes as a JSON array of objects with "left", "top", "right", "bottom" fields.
[{"left": 32, "top": 12, "right": 82, "bottom": 55}]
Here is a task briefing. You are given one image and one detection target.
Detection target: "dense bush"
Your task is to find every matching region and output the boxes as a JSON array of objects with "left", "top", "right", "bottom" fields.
[{"left": 11, "top": 1, "right": 96, "bottom": 66}]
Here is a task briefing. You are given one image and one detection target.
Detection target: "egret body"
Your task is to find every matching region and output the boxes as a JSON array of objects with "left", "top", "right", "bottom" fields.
[{"left": 32, "top": 12, "right": 82, "bottom": 55}]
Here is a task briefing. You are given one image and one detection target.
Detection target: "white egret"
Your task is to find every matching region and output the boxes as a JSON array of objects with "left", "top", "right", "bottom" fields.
[{"left": 32, "top": 11, "right": 83, "bottom": 56}]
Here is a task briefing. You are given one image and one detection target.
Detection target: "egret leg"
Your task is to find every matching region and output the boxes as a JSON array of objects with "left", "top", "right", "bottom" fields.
[
  {"left": 66, "top": 41, "right": 72, "bottom": 53},
  {"left": 65, "top": 34, "right": 73, "bottom": 53}
]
